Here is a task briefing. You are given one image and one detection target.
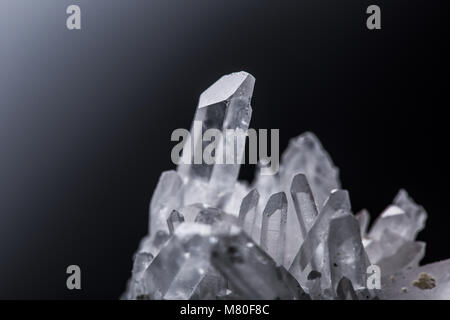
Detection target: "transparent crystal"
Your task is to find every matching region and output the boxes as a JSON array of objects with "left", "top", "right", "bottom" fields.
[
  {"left": 328, "top": 214, "right": 370, "bottom": 291},
  {"left": 238, "top": 189, "right": 260, "bottom": 243},
  {"left": 369, "top": 189, "right": 427, "bottom": 244},
  {"left": 293, "top": 190, "right": 351, "bottom": 273},
  {"left": 260, "top": 192, "right": 288, "bottom": 265},
  {"left": 365, "top": 190, "right": 428, "bottom": 274},
  {"left": 290, "top": 173, "right": 319, "bottom": 238},
  {"left": 279, "top": 132, "right": 340, "bottom": 210},
  {"left": 123, "top": 72, "right": 449, "bottom": 300},
  {"left": 177, "top": 71, "right": 255, "bottom": 191},
  {"left": 355, "top": 209, "right": 370, "bottom": 238},
  {"left": 148, "top": 170, "right": 183, "bottom": 236},
  {"left": 167, "top": 210, "right": 185, "bottom": 235},
  {"left": 211, "top": 230, "right": 310, "bottom": 300}
]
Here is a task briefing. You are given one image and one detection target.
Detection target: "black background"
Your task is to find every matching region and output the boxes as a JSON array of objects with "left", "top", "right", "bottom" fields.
[{"left": 0, "top": 0, "right": 448, "bottom": 299}]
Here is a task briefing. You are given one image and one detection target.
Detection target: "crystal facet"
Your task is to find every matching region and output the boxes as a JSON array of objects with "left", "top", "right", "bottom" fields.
[{"left": 279, "top": 132, "right": 340, "bottom": 210}]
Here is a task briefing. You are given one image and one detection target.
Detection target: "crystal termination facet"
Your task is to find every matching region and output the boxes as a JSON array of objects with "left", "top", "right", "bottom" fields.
[{"left": 123, "top": 72, "right": 449, "bottom": 300}]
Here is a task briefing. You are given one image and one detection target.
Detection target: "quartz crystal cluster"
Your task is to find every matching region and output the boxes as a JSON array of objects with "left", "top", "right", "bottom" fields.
[{"left": 123, "top": 72, "right": 449, "bottom": 300}]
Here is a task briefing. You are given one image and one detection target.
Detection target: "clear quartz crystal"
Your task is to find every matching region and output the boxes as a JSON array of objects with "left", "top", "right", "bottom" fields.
[
  {"left": 288, "top": 174, "right": 318, "bottom": 269},
  {"left": 238, "top": 189, "right": 260, "bottom": 243},
  {"left": 167, "top": 210, "right": 185, "bottom": 235},
  {"left": 294, "top": 190, "right": 352, "bottom": 292},
  {"left": 177, "top": 71, "right": 255, "bottom": 191},
  {"left": 365, "top": 190, "right": 428, "bottom": 271},
  {"left": 260, "top": 192, "right": 288, "bottom": 265},
  {"left": 148, "top": 170, "right": 183, "bottom": 236},
  {"left": 355, "top": 209, "right": 370, "bottom": 238},
  {"left": 290, "top": 174, "right": 319, "bottom": 239},
  {"left": 293, "top": 190, "right": 351, "bottom": 273},
  {"left": 328, "top": 214, "right": 370, "bottom": 291},
  {"left": 124, "top": 72, "right": 449, "bottom": 300},
  {"left": 143, "top": 222, "right": 224, "bottom": 300}
]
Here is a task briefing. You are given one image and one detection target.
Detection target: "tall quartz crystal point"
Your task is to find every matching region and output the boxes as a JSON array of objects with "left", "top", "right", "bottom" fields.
[
  {"left": 238, "top": 189, "right": 260, "bottom": 242},
  {"left": 177, "top": 71, "right": 255, "bottom": 190},
  {"left": 369, "top": 189, "right": 427, "bottom": 244},
  {"left": 355, "top": 209, "right": 370, "bottom": 239},
  {"left": 328, "top": 214, "right": 370, "bottom": 292}
]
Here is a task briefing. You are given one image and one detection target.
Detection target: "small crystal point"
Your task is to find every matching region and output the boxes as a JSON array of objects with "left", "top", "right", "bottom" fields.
[
  {"left": 260, "top": 192, "right": 288, "bottom": 265},
  {"left": 167, "top": 210, "right": 185, "bottom": 235},
  {"left": 290, "top": 173, "right": 319, "bottom": 239},
  {"left": 328, "top": 214, "right": 370, "bottom": 292},
  {"left": 149, "top": 170, "right": 183, "bottom": 236},
  {"left": 221, "top": 181, "right": 250, "bottom": 217},
  {"left": 295, "top": 189, "right": 351, "bottom": 272},
  {"left": 238, "top": 189, "right": 260, "bottom": 240},
  {"left": 285, "top": 174, "right": 319, "bottom": 273},
  {"left": 238, "top": 189, "right": 259, "bottom": 223},
  {"left": 132, "top": 252, "right": 154, "bottom": 276},
  {"left": 366, "top": 190, "right": 427, "bottom": 271},
  {"left": 324, "top": 189, "right": 351, "bottom": 212},
  {"left": 195, "top": 207, "right": 224, "bottom": 225},
  {"left": 197, "top": 71, "right": 255, "bottom": 109},
  {"left": 370, "top": 190, "right": 427, "bottom": 243},
  {"left": 177, "top": 203, "right": 208, "bottom": 223},
  {"left": 279, "top": 132, "right": 340, "bottom": 210},
  {"left": 355, "top": 209, "right": 370, "bottom": 238},
  {"left": 141, "top": 235, "right": 189, "bottom": 299},
  {"left": 142, "top": 223, "right": 214, "bottom": 300}
]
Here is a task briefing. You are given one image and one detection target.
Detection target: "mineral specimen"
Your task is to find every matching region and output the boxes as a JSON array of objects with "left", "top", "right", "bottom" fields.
[{"left": 123, "top": 71, "right": 449, "bottom": 300}]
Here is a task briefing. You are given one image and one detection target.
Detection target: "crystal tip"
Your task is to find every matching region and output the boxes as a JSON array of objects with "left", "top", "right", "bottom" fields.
[{"left": 198, "top": 71, "right": 255, "bottom": 109}]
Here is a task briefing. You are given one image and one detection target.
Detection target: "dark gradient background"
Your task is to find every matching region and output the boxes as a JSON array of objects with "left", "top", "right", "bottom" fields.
[{"left": 0, "top": 0, "right": 448, "bottom": 299}]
